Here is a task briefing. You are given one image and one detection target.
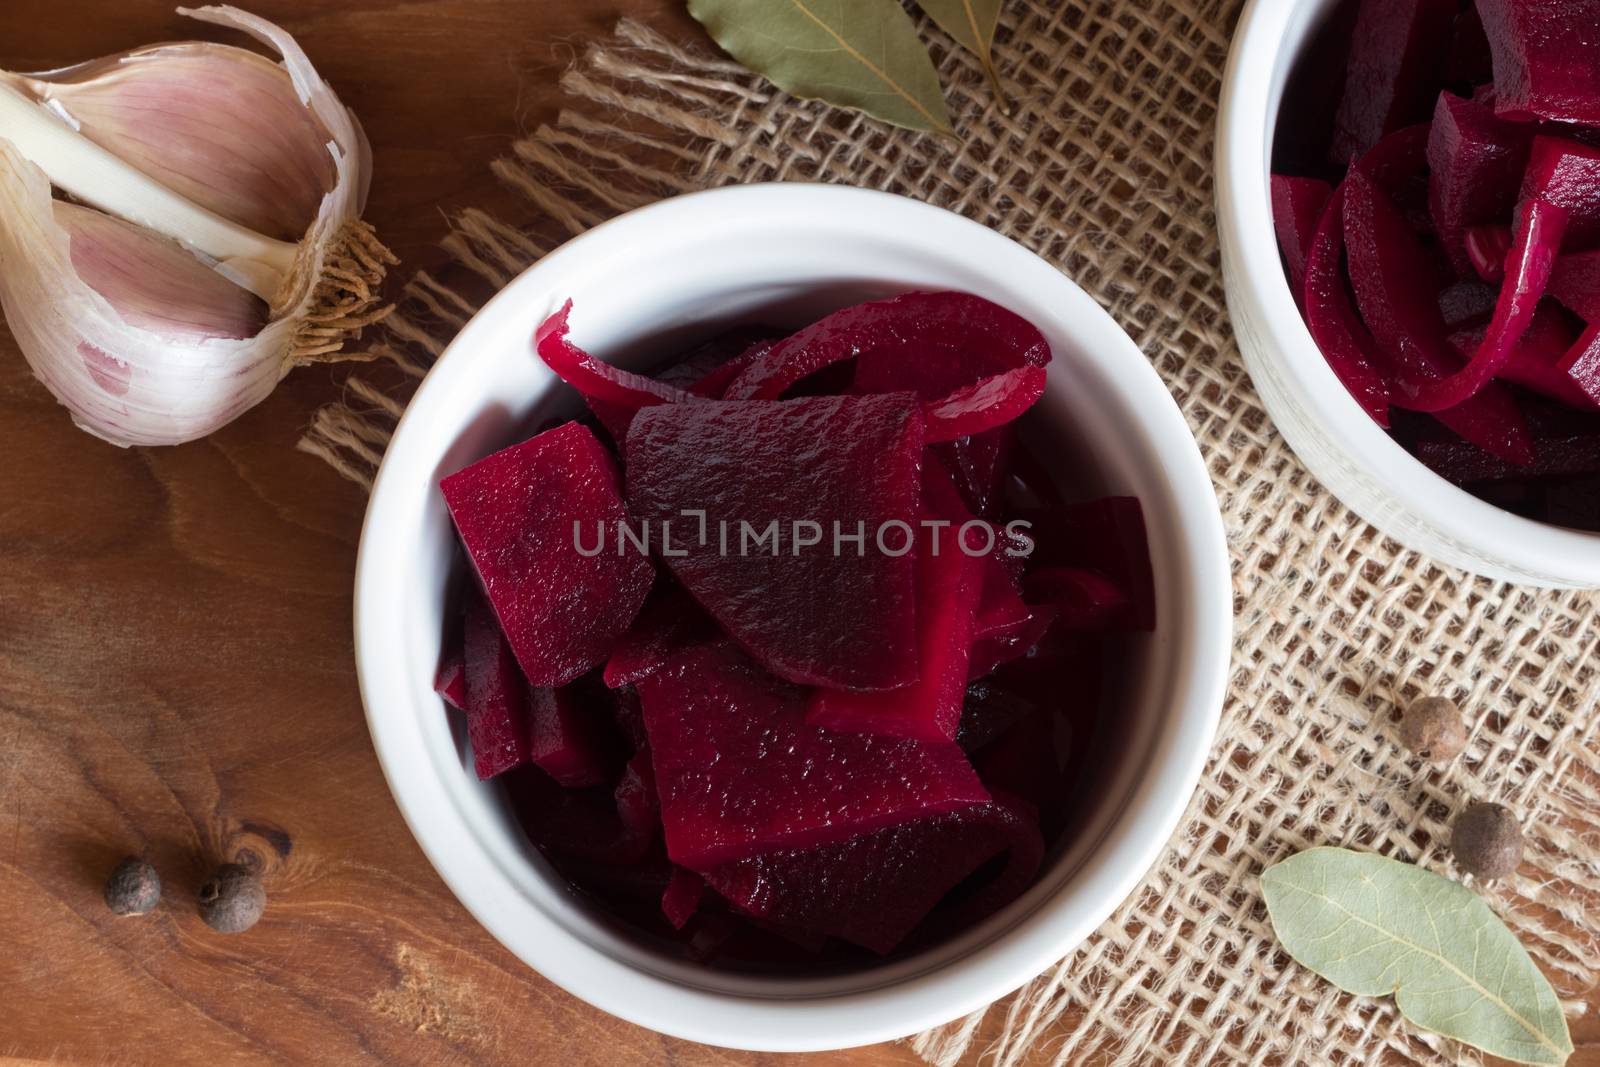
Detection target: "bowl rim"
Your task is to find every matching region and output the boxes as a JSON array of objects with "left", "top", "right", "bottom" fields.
[
  {"left": 353, "top": 182, "right": 1232, "bottom": 1051},
  {"left": 1216, "top": 0, "right": 1600, "bottom": 586}
]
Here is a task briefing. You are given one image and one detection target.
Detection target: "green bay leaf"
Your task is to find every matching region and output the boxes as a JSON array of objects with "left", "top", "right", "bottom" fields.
[
  {"left": 915, "top": 0, "right": 1004, "bottom": 96},
  {"left": 686, "top": 0, "right": 953, "bottom": 134},
  {"left": 1262, "top": 847, "right": 1572, "bottom": 1065}
]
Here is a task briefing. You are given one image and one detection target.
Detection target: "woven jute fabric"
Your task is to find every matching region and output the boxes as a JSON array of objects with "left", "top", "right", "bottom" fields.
[{"left": 302, "top": 3, "right": 1600, "bottom": 1063}]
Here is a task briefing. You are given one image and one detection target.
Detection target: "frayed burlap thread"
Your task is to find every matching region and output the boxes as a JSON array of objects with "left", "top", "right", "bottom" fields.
[{"left": 301, "top": 3, "right": 1600, "bottom": 1064}]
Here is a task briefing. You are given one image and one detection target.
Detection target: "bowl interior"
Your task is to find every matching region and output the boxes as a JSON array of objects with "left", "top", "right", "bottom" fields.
[{"left": 356, "top": 185, "right": 1229, "bottom": 1046}]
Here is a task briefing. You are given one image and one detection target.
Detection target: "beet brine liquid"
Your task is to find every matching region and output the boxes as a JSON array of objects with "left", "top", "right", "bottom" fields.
[{"left": 435, "top": 292, "right": 1154, "bottom": 968}]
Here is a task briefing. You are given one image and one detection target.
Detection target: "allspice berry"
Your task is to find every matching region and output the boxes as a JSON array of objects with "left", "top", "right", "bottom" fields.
[
  {"left": 104, "top": 856, "right": 161, "bottom": 915},
  {"left": 1452, "top": 801, "right": 1524, "bottom": 880},
  {"left": 1399, "top": 696, "right": 1466, "bottom": 763},
  {"left": 198, "top": 863, "right": 266, "bottom": 933}
]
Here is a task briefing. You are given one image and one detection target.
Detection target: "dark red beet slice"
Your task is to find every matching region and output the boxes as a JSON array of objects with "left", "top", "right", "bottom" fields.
[
  {"left": 535, "top": 302, "right": 693, "bottom": 434},
  {"left": 1521, "top": 136, "right": 1600, "bottom": 249},
  {"left": 608, "top": 685, "right": 648, "bottom": 752},
  {"left": 637, "top": 642, "right": 990, "bottom": 868},
  {"left": 442, "top": 421, "right": 655, "bottom": 687},
  {"left": 625, "top": 393, "right": 924, "bottom": 692},
  {"left": 1342, "top": 170, "right": 1534, "bottom": 463},
  {"left": 1403, "top": 199, "right": 1568, "bottom": 411},
  {"left": 688, "top": 342, "right": 768, "bottom": 399},
  {"left": 966, "top": 606, "right": 1058, "bottom": 681},
  {"left": 1329, "top": 0, "right": 1455, "bottom": 163},
  {"left": 807, "top": 472, "right": 986, "bottom": 742},
  {"left": 527, "top": 685, "right": 613, "bottom": 787},
  {"left": 1023, "top": 567, "right": 1137, "bottom": 631},
  {"left": 435, "top": 642, "right": 466, "bottom": 712},
  {"left": 1549, "top": 250, "right": 1600, "bottom": 321},
  {"left": 1016, "top": 496, "right": 1156, "bottom": 630},
  {"left": 973, "top": 552, "right": 1030, "bottom": 641},
  {"left": 1302, "top": 183, "right": 1394, "bottom": 426},
  {"left": 1454, "top": 306, "right": 1596, "bottom": 408},
  {"left": 1426, "top": 93, "right": 1536, "bottom": 274},
  {"left": 955, "top": 680, "right": 1034, "bottom": 754},
  {"left": 462, "top": 597, "right": 531, "bottom": 780},
  {"left": 934, "top": 428, "right": 1013, "bottom": 517},
  {"left": 729, "top": 290, "right": 1049, "bottom": 402},
  {"left": 503, "top": 766, "right": 654, "bottom": 866},
  {"left": 614, "top": 749, "right": 660, "bottom": 851},
  {"left": 699, "top": 799, "right": 1039, "bottom": 955},
  {"left": 1478, "top": 0, "right": 1600, "bottom": 126},
  {"left": 1272, "top": 175, "right": 1333, "bottom": 295},
  {"left": 601, "top": 583, "right": 719, "bottom": 689},
  {"left": 1560, "top": 324, "right": 1600, "bottom": 405},
  {"left": 1465, "top": 224, "right": 1516, "bottom": 284},
  {"left": 922, "top": 364, "right": 1047, "bottom": 443},
  {"left": 1439, "top": 280, "right": 1500, "bottom": 329},
  {"left": 661, "top": 867, "right": 703, "bottom": 930}
]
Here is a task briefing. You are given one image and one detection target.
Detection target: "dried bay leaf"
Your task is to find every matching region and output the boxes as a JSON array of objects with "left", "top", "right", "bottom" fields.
[
  {"left": 686, "top": 0, "right": 953, "bottom": 134},
  {"left": 1262, "top": 847, "right": 1572, "bottom": 1065},
  {"left": 916, "top": 0, "right": 1004, "bottom": 97}
]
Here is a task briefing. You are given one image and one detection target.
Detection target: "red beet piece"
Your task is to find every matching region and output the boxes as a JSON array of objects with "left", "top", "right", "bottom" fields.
[
  {"left": 1478, "top": 0, "right": 1600, "bottom": 126},
  {"left": 1560, "top": 324, "right": 1600, "bottom": 405},
  {"left": 442, "top": 422, "right": 655, "bottom": 687},
  {"left": 1024, "top": 566, "right": 1133, "bottom": 631},
  {"left": 1329, "top": 0, "right": 1456, "bottom": 163},
  {"left": 1465, "top": 224, "right": 1516, "bottom": 284},
  {"left": 1342, "top": 170, "right": 1535, "bottom": 462},
  {"left": 462, "top": 597, "right": 531, "bottom": 780},
  {"left": 1272, "top": 175, "right": 1334, "bottom": 295},
  {"left": 503, "top": 766, "right": 654, "bottom": 866},
  {"left": 608, "top": 685, "right": 648, "bottom": 751},
  {"left": 614, "top": 749, "right": 660, "bottom": 849},
  {"left": 730, "top": 290, "right": 1049, "bottom": 402},
  {"left": 1427, "top": 93, "right": 1536, "bottom": 275},
  {"left": 527, "top": 686, "right": 613, "bottom": 787},
  {"left": 966, "top": 606, "right": 1058, "bottom": 681},
  {"left": 1522, "top": 136, "right": 1600, "bottom": 249},
  {"left": 661, "top": 867, "right": 703, "bottom": 930},
  {"left": 535, "top": 301, "right": 693, "bottom": 434},
  {"left": 1302, "top": 184, "right": 1394, "bottom": 426},
  {"left": 1453, "top": 305, "right": 1595, "bottom": 408},
  {"left": 974, "top": 552, "right": 1031, "bottom": 641},
  {"left": 625, "top": 393, "right": 924, "bottom": 692},
  {"left": 1016, "top": 496, "right": 1156, "bottom": 630},
  {"left": 923, "top": 364, "right": 1047, "bottom": 443},
  {"left": 435, "top": 640, "right": 467, "bottom": 712},
  {"left": 689, "top": 341, "right": 768, "bottom": 399},
  {"left": 601, "top": 583, "right": 718, "bottom": 689},
  {"left": 1405, "top": 198, "right": 1568, "bottom": 411},
  {"left": 1548, "top": 250, "right": 1600, "bottom": 321},
  {"left": 699, "top": 799, "right": 1040, "bottom": 954},
  {"left": 934, "top": 427, "right": 1013, "bottom": 517},
  {"left": 1439, "top": 280, "right": 1500, "bottom": 329},
  {"left": 807, "top": 473, "right": 987, "bottom": 742},
  {"left": 637, "top": 642, "right": 990, "bottom": 868}
]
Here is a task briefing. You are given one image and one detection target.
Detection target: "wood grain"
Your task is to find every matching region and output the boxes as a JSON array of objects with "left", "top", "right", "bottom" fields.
[{"left": 0, "top": 3, "right": 1594, "bottom": 1066}]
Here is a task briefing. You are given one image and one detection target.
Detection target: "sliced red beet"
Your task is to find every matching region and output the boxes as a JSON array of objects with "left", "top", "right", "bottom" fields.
[
  {"left": 462, "top": 596, "right": 531, "bottom": 780},
  {"left": 699, "top": 799, "right": 1039, "bottom": 955},
  {"left": 1015, "top": 496, "right": 1156, "bottom": 630},
  {"left": 1302, "top": 184, "right": 1394, "bottom": 426},
  {"left": 661, "top": 867, "right": 703, "bottom": 930},
  {"left": 442, "top": 422, "right": 655, "bottom": 687},
  {"left": 1478, "top": 0, "right": 1600, "bottom": 126},
  {"left": 625, "top": 393, "right": 924, "bottom": 692},
  {"left": 1465, "top": 224, "right": 1516, "bottom": 284},
  {"left": 637, "top": 642, "right": 990, "bottom": 868},
  {"left": 973, "top": 551, "right": 1031, "bottom": 641},
  {"left": 966, "top": 606, "right": 1058, "bottom": 681},
  {"left": 934, "top": 428, "right": 1013, "bottom": 517},
  {"left": 614, "top": 749, "right": 660, "bottom": 849},
  {"left": 435, "top": 639, "right": 467, "bottom": 712},
  {"left": 1342, "top": 170, "right": 1534, "bottom": 462},
  {"left": 527, "top": 685, "right": 614, "bottom": 787},
  {"left": 1329, "top": 0, "right": 1456, "bottom": 163},
  {"left": 601, "top": 583, "right": 719, "bottom": 689},
  {"left": 1404, "top": 198, "right": 1568, "bottom": 411},
  {"left": 1272, "top": 175, "right": 1334, "bottom": 295},
  {"left": 1454, "top": 304, "right": 1596, "bottom": 408},
  {"left": 503, "top": 766, "right": 654, "bottom": 866},
  {"left": 807, "top": 471, "right": 986, "bottom": 742},
  {"left": 1426, "top": 93, "right": 1536, "bottom": 275},
  {"left": 1023, "top": 567, "right": 1136, "bottom": 631},
  {"left": 1521, "top": 136, "right": 1600, "bottom": 249},
  {"left": 535, "top": 301, "right": 693, "bottom": 433},
  {"left": 922, "top": 364, "right": 1047, "bottom": 443},
  {"left": 1560, "top": 324, "right": 1600, "bottom": 405},
  {"left": 688, "top": 341, "right": 768, "bottom": 399},
  {"left": 730, "top": 290, "right": 1049, "bottom": 402},
  {"left": 1548, "top": 250, "right": 1600, "bottom": 321},
  {"left": 1439, "top": 280, "right": 1500, "bottom": 329}
]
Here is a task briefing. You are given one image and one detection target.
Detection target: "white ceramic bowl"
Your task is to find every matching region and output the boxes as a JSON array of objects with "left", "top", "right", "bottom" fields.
[
  {"left": 354, "top": 183, "right": 1230, "bottom": 1051},
  {"left": 1218, "top": 0, "right": 1600, "bottom": 587}
]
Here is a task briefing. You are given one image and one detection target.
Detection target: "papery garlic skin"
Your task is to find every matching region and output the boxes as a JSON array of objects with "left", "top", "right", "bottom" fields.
[
  {"left": 18, "top": 45, "right": 337, "bottom": 242},
  {"left": 0, "top": 142, "right": 294, "bottom": 445},
  {"left": 0, "top": 5, "right": 393, "bottom": 447}
]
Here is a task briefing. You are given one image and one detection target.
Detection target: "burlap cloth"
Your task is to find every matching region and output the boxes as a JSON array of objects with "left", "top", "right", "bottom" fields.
[{"left": 301, "top": 2, "right": 1600, "bottom": 1063}]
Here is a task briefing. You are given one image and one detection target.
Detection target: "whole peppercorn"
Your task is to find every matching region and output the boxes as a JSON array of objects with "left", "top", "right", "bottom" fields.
[
  {"left": 198, "top": 863, "right": 266, "bottom": 933},
  {"left": 1399, "top": 696, "right": 1466, "bottom": 763},
  {"left": 1452, "top": 801, "right": 1524, "bottom": 880},
  {"left": 104, "top": 856, "right": 161, "bottom": 915}
]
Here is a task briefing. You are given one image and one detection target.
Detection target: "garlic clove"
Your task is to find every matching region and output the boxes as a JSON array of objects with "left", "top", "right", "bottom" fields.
[
  {"left": 56, "top": 200, "right": 267, "bottom": 341},
  {"left": 0, "top": 140, "right": 292, "bottom": 447},
  {"left": 13, "top": 44, "right": 336, "bottom": 243}
]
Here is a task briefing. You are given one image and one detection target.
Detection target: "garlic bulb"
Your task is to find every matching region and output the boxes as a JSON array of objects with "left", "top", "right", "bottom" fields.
[{"left": 0, "top": 5, "right": 394, "bottom": 447}]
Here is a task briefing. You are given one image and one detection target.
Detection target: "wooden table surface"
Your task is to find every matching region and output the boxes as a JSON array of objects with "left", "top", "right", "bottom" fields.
[{"left": 0, "top": 3, "right": 1595, "bottom": 1066}]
